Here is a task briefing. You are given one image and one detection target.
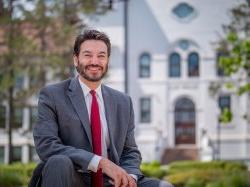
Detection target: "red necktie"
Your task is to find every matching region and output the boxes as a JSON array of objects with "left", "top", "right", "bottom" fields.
[{"left": 90, "top": 90, "right": 103, "bottom": 187}]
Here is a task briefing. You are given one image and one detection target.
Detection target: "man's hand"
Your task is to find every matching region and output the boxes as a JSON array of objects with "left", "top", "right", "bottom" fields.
[
  {"left": 127, "top": 175, "right": 137, "bottom": 187},
  {"left": 98, "top": 158, "right": 137, "bottom": 187}
]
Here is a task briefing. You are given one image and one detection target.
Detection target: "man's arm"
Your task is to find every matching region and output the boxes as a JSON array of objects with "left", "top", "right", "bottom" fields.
[
  {"left": 33, "top": 87, "right": 94, "bottom": 172},
  {"left": 119, "top": 97, "right": 142, "bottom": 176}
]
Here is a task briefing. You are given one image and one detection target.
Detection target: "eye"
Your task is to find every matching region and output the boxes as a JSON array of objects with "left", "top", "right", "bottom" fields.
[
  {"left": 84, "top": 54, "right": 91, "bottom": 57},
  {"left": 98, "top": 54, "right": 106, "bottom": 58}
]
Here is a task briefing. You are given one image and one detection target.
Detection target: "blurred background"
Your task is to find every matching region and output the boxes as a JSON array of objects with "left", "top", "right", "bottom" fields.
[{"left": 0, "top": 0, "right": 250, "bottom": 186}]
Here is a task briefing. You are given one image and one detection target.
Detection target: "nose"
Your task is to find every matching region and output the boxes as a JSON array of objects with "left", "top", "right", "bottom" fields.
[{"left": 90, "top": 55, "right": 99, "bottom": 65}]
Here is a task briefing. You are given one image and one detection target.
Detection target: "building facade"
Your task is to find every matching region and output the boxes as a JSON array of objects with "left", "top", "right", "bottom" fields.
[{"left": 0, "top": 0, "right": 249, "bottom": 166}]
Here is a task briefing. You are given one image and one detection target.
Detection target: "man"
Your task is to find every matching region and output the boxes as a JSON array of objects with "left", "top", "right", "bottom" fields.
[{"left": 32, "top": 29, "right": 173, "bottom": 187}]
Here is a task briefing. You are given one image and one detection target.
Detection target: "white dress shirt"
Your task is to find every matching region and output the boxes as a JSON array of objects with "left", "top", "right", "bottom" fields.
[{"left": 78, "top": 79, "right": 110, "bottom": 172}]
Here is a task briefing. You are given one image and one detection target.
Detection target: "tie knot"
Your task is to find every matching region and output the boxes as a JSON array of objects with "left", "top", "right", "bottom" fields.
[{"left": 90, "top": 90, "right": 96, "bottom": 96}]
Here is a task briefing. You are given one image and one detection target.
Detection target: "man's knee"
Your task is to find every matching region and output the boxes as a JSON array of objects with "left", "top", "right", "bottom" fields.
[
  {"left": 44, "top": 155, "right": 73, "bottom": 172},
  {"left": 41, "top": 155, "right": 76, "bottom": 187},
  {"left": 159, "top": 180, "right": 174, "bottom": 187},
  {"left": 138, "top": 176, "right": 174, "bottom": 187}
]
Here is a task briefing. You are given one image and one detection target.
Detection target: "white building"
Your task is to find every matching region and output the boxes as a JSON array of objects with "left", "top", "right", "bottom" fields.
[
  {"left": 0, "top": 0, "right": 249, "bottom": 166},
  {"left": 87, "top": 0, "right": 250, "bottom": 164}
]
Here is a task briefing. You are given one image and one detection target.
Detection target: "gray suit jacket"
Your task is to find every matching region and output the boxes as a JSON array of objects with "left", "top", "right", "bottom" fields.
[{"left": 33, "top": 77, "right": 142, "bottom": 176}]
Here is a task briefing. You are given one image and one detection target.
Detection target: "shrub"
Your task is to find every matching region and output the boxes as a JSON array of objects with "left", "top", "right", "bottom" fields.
[
  {"left": 140, "top": 161, "right": 167, "bottom": 179},
  {"left": 165, "top": 161, "right": 250, "bottom": 187},
  {"left": 165, "top": 169, "right": 224, "bottom": 185},
  {"left": 0, "top": 172, "right": 23, "bottom": 187},
  {"left": 206, "top": 181, "right": 223, "bottom": 187},
  {"left": 185, "top": 178, "right": 204, "bottom": 187},
  {"left": 167, "top": 160, "right": 247, "bottom": 175},
  {"left": 0, "top": 162, "right": 36, "bottom": 187},
  {"left": 222, "top": 171, "right": 250, "bottom": 187}
]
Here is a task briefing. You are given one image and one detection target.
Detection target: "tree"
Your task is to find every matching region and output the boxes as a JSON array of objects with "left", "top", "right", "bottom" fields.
[
  {"left": 217, "top": 0, "right": 250, "bottom": 123},
  {"left": 0, "top": 0, "right": 111, "bottom": 164},
  {"left": 0, "top": 0, "right": 39, "bottom": 164}
]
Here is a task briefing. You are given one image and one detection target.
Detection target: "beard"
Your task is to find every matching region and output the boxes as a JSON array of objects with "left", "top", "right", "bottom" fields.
[{"left": 75, "top": 60, "right": 108, "bottom": 82}]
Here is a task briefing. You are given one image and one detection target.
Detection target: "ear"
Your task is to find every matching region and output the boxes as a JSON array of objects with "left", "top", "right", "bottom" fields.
[{"left": 73, "top": 55, "right": 78, "bottom": 67}]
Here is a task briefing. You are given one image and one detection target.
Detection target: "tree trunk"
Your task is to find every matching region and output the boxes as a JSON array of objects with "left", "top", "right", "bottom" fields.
[
  {"left": 6, "top": 0, "right": 14, "bottom": 165},
  {"left": 247, "top": 93, "right": 250, "bottom": 128}
]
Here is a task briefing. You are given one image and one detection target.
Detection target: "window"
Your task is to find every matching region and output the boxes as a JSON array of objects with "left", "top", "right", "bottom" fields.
[
  {"left": 169, "top": 52, "right": 181, "bottom": 77},
  {"left": 175, "top": 98, "right": 195, "bottom": 123},
  {"left": 13, "top": 146, "right": 22, "bottom": 162},
  {"left": 139, "top": 53, "right": 151, "bottom": 78},
  {"left": 188, "top": 52, "right": 199, "bottom": 77},
  {"left": 140, "top": 98, "right": 151, "bottom": 123},
  {"left": 216, "top": 52, "right": 227, "bottom": 76},
  {"left": 178, "top": 39, "right": 190, "bottom": 50},
  {"left": 29, "top": 74, "right": 37, "bottom": 88},
  {"left": 15, "top": 75, "right": 24, "bottom": 90},
  {"left": 0, "top": 146, "right": 4, "bottom": 163},
  {"left": 218, "top": 95, "right": 231, "bottom": 112},
  {"left": 0, "top": 105, "right": 6, "bottom": 128},
  {"left": 13, "top": 108, "right": 23, "bottom": 128},
  {"left": 30, "top": 106, "right": 38, "bottom": 130},
  {"left": 172, "top": 2, "right": 197, "bottom": 22}
]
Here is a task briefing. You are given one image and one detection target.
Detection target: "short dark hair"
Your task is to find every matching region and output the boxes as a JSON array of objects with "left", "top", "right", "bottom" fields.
[{"left": 73, "top": 29, "right": 111, "bottom": 57}]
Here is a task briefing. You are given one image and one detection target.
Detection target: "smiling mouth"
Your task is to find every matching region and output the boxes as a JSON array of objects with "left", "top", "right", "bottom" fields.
[
  {"left": 88, "top": 67, "right": 101, "bottom": 71},
  {"left": 88, "top": 68, "right": 101, "bottom": 74},
  {"left": 86, "top": 65, "right": 103, "bottom": 73}
]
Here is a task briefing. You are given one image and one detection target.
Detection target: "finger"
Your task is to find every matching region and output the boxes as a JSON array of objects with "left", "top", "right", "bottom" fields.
[
  {"left": 121, "top": 174, "right": 129, "bottom": 187},
  {"left": 128, "top": 179, "right": 134, "bottom": 187},
  {"left": 128, "top": 176, "right": 136, "bottom": 187},
  {"left": 127, "top": 178, "right": 133, "bottom": 187},
  {"left": 132, "top": 179, "right": 137, "bottom": 187},
  {"left": 109, "top": 179, "right": 115, "bottom": 185},
  {"left": 114, "top": 176, "right": 121, "bottom": 187}
]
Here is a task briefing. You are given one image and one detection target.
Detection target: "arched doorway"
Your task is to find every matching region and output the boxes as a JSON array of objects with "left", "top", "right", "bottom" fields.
[{"left": 175, "top": 97, "right": 196, "bottom": 144}]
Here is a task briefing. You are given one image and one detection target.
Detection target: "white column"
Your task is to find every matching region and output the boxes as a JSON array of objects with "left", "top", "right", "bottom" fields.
[
  {"left": 22, "top": 145, "right": 29, "bottom": 163},
  {"left": 23, "top": 107, "right": 30, "bottom": 130},
  {"left": 4, "top": 144, "right": 8, "bottom": 164}
]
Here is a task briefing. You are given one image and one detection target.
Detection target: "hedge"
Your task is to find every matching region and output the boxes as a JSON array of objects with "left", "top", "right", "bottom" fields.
[
  {"left": 140, "top": 161, "right": 167, "bottom": 179},
  {"left": 164, "top": 161, "right": 250, "bottom": 187},
  {"left": 0, "top": 160, "right": 249, "bottom": 187},
  {"left": 0, "top": 162, "right": 36, "bottom": 187}
]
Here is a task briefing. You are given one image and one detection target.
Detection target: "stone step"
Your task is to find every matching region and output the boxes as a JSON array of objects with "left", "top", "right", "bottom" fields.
[{"left": 161, "top": 147, "right": 199, "bottom": 164}]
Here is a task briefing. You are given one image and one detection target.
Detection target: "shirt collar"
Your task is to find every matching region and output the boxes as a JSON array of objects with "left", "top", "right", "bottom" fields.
[{"left": 78, "top": 77, "right": 102, "bottom": 98}]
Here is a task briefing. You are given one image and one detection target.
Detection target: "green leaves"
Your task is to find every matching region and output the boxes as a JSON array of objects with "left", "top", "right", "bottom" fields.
[
  {"left": 219, "top": 108, "right": 233, "bottom": 124},
  {"left": 237, "top": 83, "right": 250, "bottom": 95},
  {"left": 216, "top": 1, "right": 250, "bottom": 115},
  {"left": 227, "top": 32, "right": 238, "bottom": 43}
]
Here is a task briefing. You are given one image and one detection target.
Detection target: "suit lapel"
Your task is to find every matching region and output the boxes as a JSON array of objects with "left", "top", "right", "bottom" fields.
[{"left": 67, "top": 77, "right": 92, "bottom": 148}]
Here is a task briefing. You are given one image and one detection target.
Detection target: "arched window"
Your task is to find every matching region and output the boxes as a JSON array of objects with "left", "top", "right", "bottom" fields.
[
  {"left": 139, "top": 53, "right": 151, "bottom": 78},
  {"left": 188, "top": 52, "right": 199, "bottom": 77},
  {"left": 169, "top": 52, "right": 181, "bottom": 77}
]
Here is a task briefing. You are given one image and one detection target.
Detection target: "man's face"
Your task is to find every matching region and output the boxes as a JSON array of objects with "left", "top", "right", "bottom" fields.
[{"left": 74, "top": 40, "right": 109, "bottom": 82}]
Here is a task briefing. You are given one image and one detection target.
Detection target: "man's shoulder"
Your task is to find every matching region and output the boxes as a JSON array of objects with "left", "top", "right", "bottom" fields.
[
  {"left": 102, "top": 85, "right": 131, "bottom": 105},
  {"left": 102, "top": 85, "right": 129, "bottom": 98}
]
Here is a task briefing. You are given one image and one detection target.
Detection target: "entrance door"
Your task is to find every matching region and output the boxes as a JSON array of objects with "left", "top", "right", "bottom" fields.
[{"left": 175, "top": 97, "right": 196, "bottom": 144}]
